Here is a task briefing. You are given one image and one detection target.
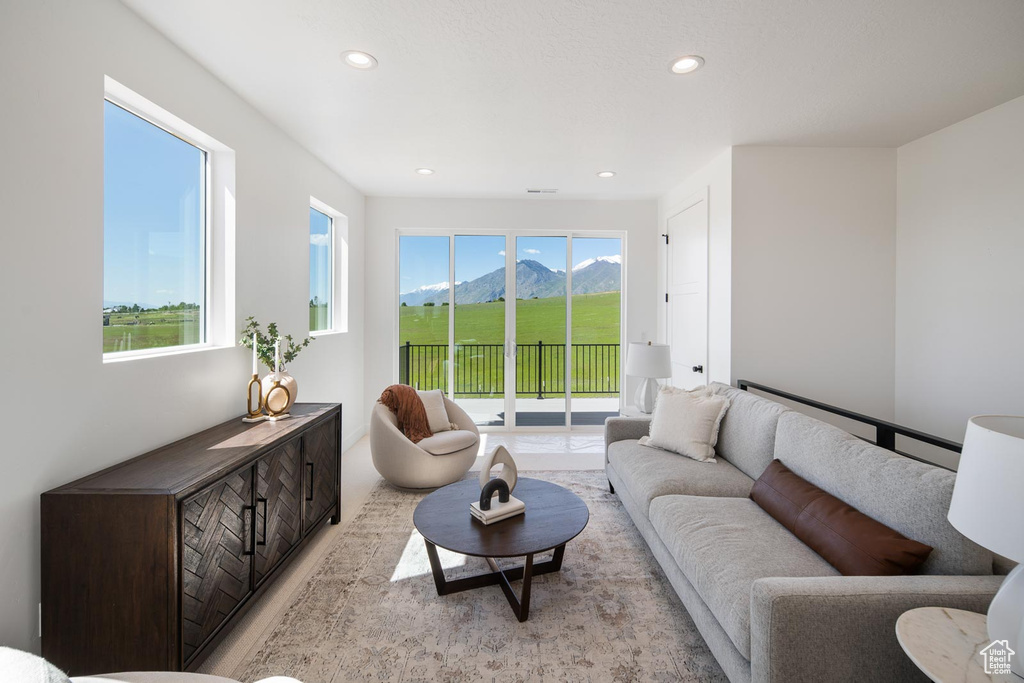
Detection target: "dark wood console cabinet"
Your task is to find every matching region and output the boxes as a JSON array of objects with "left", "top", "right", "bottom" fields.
[{"left": 41, "top": 403, "right": 342, "bottom": 675}]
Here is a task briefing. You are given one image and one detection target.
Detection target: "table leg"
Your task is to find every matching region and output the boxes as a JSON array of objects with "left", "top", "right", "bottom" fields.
[
  {"left": 423, "top": 540, "right": 447, "bottom": 596},
  {"left": 422, "top": 541, "right": 567, "bottom": 622}
]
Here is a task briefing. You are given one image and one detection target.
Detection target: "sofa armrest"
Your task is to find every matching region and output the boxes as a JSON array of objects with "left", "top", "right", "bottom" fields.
[
  {"left": 749, "top": 575, "right": 1003, "bottom": 683},
  {"left": 603, "top": 416, "right": 651, "bottom": 465}
]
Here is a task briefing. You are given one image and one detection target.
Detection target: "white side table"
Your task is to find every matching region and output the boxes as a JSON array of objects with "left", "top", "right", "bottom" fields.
[{"left": 896, "top": 607, "right": 1017, "bottom": 682}]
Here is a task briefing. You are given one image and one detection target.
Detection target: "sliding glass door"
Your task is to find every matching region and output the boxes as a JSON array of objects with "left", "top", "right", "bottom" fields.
[
  {"left": 453, "top": 235, "right": 506, "bottom": 426},
  {"left": 398, "top": 231, "right": 623, "bottom": 429},
  {"left": 570, "top": 236, "right": 622, "bottom": 425},
  {"left": 398, "top": 235, "right": 449, "bottom": 393},
  {"left": 514, "top": 236, "right": 568, "bottom": 427}
]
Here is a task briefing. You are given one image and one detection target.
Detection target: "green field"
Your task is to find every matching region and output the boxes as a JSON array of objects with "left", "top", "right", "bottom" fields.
[
  {"left": 103, "top": 309, "right": 201, "bottom": 353},
  {"left": 310, "top": 303, "right": 329, "bottom": 332},
  {"left": 399, "top": 291, "right": 620, "bottom": 345},
  {"left": 399, "top": 292, "right": 621, "bottom": 397}
]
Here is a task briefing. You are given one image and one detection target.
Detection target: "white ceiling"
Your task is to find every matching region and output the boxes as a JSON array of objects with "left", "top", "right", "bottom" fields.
[{"left": 120, "top": 0, "right": 1024, "bottom": 199}]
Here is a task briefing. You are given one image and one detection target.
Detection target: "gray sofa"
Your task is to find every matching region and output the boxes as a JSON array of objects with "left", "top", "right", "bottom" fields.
[{"left": 605, "top": 382, "right": 1004, "bottom": 683}]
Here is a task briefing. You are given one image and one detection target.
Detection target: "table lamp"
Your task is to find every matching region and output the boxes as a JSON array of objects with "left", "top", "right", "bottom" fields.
[
  {"left": 947, "top": 415, "right": 1024, "bottom": 679},
  {"left": 625, "top": 341, "right": 672, "bottom": 414}
]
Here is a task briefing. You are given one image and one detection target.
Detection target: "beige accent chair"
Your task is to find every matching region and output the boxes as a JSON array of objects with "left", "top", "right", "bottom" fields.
[{"left": 370, "top": 397, "right": 480, "bottom": 489}]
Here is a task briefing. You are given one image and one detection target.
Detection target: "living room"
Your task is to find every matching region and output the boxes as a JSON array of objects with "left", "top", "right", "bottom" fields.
[{"left": 1, "top": 1, "right": 1023, "bottom": 682}]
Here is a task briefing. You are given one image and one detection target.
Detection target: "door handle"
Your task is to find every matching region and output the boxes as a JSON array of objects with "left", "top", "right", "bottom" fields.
[
  {"left": 243, "top": 504, "right": 256, "bottom": 556},
  {"left": 306, "top": 462, "right": 314, "bottom": 502},
  {"left": 692, "top": 365, "right": 704, "bottom": 374},
  {"left": 256, "top": 497, "right": 267, "bottom": 547}
]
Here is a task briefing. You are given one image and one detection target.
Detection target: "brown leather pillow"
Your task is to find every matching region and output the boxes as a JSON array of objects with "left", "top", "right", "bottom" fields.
[{"left": 750, "top": 460, "right": 933, "bottom": 576}]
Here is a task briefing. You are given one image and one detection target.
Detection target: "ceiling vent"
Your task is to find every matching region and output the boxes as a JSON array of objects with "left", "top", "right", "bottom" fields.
[{"left": 526, "top": 188, "right": 558, "bottom": 194}]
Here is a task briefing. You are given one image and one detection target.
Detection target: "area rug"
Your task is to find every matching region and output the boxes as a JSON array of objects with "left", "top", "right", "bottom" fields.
[{"left": 233, "top": 471, "right": 726, "bottom": 682}]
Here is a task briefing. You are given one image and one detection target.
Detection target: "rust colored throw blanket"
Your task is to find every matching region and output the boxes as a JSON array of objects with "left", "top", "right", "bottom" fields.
[{"left": 379, "top": 385, "right": 432, "bottom": 443}]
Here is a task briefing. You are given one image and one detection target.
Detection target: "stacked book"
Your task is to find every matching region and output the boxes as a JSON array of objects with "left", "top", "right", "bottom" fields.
[{"left": 470, "top": 496, "right": 525, "bottom": 525}]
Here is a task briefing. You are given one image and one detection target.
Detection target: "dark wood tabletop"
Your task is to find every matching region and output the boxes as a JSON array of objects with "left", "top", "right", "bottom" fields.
[{"left": 413, "top": 477, "right": 589, "bottom": 558}]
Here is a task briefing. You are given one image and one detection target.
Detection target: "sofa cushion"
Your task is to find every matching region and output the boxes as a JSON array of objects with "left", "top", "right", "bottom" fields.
[
  {"left": 417, "top": 430, "right": 478, "bottom": 455},
  {"left": 751, "top": 460, "right": 933, "bottom": 576},
  {"left": 709, "top": 383, "right": 788, "bottom": 480},
  {"left": 649, "top": 495, "right": 839, "bottom": 660},
  {"left": 608, "top": 439, "right": 755, "bottom": 515},
  {"left": 774, "top": 412, "right": 991, "bottom": 576}
]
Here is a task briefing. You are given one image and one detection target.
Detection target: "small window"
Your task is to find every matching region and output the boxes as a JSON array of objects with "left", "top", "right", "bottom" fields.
[
  {"left": 309, "top": 206, "right": 333, "bottom": 332},
  {"left": 103, "top": 99, "right": 207, "bottom": 354}
]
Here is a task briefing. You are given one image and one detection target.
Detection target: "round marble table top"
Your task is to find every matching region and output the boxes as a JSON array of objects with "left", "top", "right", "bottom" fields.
[{"left": 896, "top": 607, "right": 1017, "bottom": 683}]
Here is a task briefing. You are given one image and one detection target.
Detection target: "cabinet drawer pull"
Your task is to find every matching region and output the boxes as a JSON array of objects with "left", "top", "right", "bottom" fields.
[
  {"left": 243, "top": 504, "right": 256, "bottom": 556},
  {"left": 256, "top": 497, "right": 267, "bottom": 547},
  {"left": 306, "top": 462, "right": 315, "bottom": 502}
]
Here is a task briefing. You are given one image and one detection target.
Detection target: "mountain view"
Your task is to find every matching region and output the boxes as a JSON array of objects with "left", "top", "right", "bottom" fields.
[{"left": 400, "top": 256, "right": 621, "bottom": 306}]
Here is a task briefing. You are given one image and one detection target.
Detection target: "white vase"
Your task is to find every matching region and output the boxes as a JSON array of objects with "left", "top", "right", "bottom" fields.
[{"left": 261, "top": 368, "right": 298, "bottom": 414}]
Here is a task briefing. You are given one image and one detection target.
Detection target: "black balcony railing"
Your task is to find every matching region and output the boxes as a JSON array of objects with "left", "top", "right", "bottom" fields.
[{"left": 398, "top": 342, "right": 619, "bottom": 397}]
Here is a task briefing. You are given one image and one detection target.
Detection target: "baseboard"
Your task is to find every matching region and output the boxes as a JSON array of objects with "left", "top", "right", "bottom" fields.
[{"left": 343, "top": 424, "right": 367, "bottom": 451}]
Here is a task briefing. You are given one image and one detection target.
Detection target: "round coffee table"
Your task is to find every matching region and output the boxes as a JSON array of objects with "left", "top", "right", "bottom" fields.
[{"left": 413, "top": 477, "right": 589, "bottom": 622}]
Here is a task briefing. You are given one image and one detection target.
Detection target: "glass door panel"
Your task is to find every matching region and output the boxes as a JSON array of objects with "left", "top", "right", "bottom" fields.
[
  {"left": 453, "top": 235, "right": 507, "bottom": 426},
  {"left": 398, "top": 236, "right": 449, "bottom": 392},
  {"left": 570, "top": 237, "right": 622, "bottom": 425},
  {"left": 514, "top": 236, "right": 567, "bottom": 427}
]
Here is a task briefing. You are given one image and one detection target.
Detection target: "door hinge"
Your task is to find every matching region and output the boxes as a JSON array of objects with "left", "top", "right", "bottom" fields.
[
  {"left": 665, "top": 293, "right": 669, "bottom": 302},
  {"left": 662, "top": 233, "right": 669, "bottom": 244}
]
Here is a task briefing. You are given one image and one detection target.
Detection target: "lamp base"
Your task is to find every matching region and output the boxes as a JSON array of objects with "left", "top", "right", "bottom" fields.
[
  {"left": 633, "top": 378, "right": 661, "bottom": 414},
  {"left": 988, "top": 562, "right": 1024, "bottom": 678}
]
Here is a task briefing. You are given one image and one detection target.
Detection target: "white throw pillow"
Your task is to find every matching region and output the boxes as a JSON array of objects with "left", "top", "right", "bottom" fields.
[
  {"left": 639, "top": 385, "right": 730, "bottom": 462},
  {"left": 417, "top": 389, "right": 453, "bottom": 433}
]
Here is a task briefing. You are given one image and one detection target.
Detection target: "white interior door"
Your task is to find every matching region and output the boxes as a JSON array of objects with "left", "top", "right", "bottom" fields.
[{"left": 666, "top": 195, "right": 708, "bottom": 389}]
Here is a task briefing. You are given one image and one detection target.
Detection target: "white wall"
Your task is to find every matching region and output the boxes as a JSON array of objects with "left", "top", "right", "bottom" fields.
[
  {"left": 364, "top": 197, "right": 658, "bottom": 410},
  {"left": 0, "top": 0, "right": 365, "bottom": 651},
  {"left": 895, "top": 95, "right": 1024, "bottom": 468},
  {"left": 730, "top": 147, "right": 897, "bottom": 420},
  {"left": 657, "top": 149, "right": 733, "bottom": 385}
]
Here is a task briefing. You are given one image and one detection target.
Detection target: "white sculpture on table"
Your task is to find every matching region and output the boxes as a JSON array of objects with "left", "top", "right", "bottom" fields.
[{"left": 470, "top": 446, "right": 525, "bottom": 524}]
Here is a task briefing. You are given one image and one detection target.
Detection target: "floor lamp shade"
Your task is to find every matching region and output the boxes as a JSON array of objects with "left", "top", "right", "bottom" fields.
[
  {"left": 948, "top": 415, "right": 1024, "bottom": 678},
  {"left": 625, "top": 342, "right": 672, "bottom": 413}
]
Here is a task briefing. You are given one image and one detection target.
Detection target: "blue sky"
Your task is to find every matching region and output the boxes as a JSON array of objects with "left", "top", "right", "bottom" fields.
[
  {"left": 399, "top": 235, "right": 621, "bottom": 293},
  {"left": 309, "top": 207, "right": 331, "bottom": 327},
  {"left": 103, "top": 101, "right": 204, "bottom": 309}
]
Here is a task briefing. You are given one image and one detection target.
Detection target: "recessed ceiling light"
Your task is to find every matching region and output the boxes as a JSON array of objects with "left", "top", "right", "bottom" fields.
[
  {"left": 670, "top": 55, "right": 704, "bottom": 74},
  {"left": 341, "top": 50, "right": 378, "bottom": 70},
  {"left": 415, "top": 168, "right": 435, "bottom": 175},
  {"left": 596, "top": 171, "right": 616, "bottom": 178}
]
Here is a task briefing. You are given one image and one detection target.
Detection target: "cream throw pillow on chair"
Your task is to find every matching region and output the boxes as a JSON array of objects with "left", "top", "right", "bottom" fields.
[
  {"left": 417, "top": 389, "right": 456, "bottom": 433},
  {"left": 639, "top": 385, "right": 730, "bottom": 462}
]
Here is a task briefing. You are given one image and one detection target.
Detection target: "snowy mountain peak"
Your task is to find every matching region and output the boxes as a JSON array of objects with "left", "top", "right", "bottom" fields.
[
  {"left": 401, "top": 280, "right": 459, "bottom": 295},
  {"left": 572, "top": 254, "right": 621, "bottom": 272}
]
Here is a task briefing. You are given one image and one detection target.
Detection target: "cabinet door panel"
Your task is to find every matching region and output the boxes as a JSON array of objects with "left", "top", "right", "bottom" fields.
[
  {"left": 181, "top": 468, "right": 253, "bottom": 665},
  {"left": 303, "top": 417, "right": 339, "bottom": 533},
  {"left": 255, "top": 439, "right": 302, "bottom": 584}
]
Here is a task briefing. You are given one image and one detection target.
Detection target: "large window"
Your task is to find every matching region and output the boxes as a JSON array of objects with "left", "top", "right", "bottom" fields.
[
  {"left": 103, "top": 99, "right": 207, "bottom": 355},
  {"left": 309, "top": 206, "right": 333, "bottom": 332}
]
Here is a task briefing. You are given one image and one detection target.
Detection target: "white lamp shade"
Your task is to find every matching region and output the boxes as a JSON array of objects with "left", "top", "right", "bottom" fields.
[
  {"left": 948, "top": 415, "right": 1024, "bottom": 563},
  {"left": 625, "top": 342, "right": 672, "bottom": 379}
]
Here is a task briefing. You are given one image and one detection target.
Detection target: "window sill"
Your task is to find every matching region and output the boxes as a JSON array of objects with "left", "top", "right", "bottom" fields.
[
  {"left": 310, "top": 329, "right": 347, "bottom": 338},
  {"left": 103, "top": 343, "right": 235, "bottom": 364}
]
